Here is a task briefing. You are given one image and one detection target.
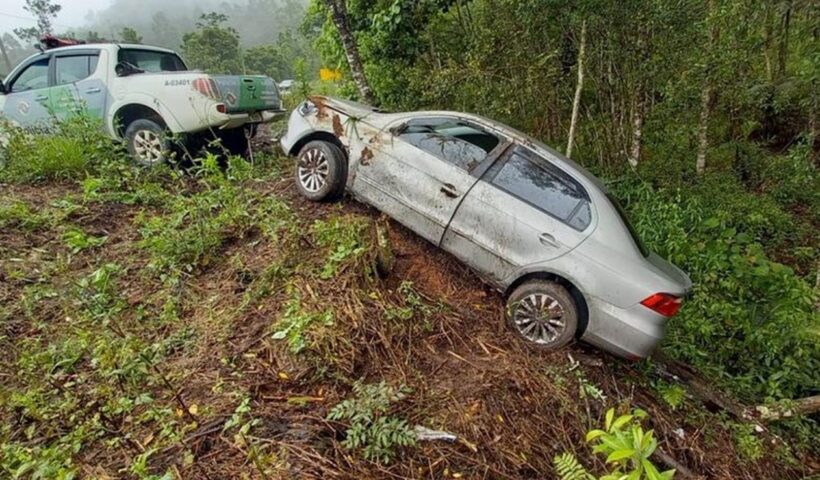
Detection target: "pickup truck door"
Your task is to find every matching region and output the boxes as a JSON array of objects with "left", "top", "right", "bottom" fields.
[
  {"left": 441, "top": 145, "right": 595, "bottom": 285},
  {"left": 351, "top": 116, "right": 506, "bottom": 245},
  {"left": 52, "top": 50, "right": 105, "bottom": 120},
  {"left": 1, "top": 54, "right": 52, "bottom": 127}
]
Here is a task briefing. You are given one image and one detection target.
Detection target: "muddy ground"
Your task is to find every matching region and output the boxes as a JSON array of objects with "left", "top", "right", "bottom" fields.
[{"left": 1, "top": 140, "right": 818, "bottom": 479}]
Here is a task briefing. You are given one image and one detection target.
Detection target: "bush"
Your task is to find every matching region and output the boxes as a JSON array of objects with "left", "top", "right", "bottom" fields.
[
  {"left": 610, "top": 176, "right": 819, "bottom": 402},
  {"left": 0, "top": 115, "right": 118, "bottom": 183}
]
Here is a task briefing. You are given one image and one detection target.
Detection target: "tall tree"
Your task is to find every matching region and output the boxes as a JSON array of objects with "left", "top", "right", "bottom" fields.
[
  {"left": 696, "top": 0, "right": 720, "bottom": 176},
  {"left": 120, "top": 27, "right": 142, "bottom": 44},
  {"left": 13, "top": 0, "right": 62, "bottom": 43},
  {"left": 0, "top": 35, "right": 12, "bottom": 73},
  {"left": 181, "top": 13, "right": 242, "bottom": 74},
  {"left": 566, "top": 20, "right": 587, "bottom": 159},
  {"left": 324, "top": 0, "right": 377, "bottom": 105}
]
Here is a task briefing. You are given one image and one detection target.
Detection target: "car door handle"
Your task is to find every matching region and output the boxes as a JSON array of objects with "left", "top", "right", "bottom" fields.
[
  {"left": 84, "top": 87, "right": 102, "bottom": 94},
  {"left": 439, "top": 183, "right": 459, "bottom": 198},
  {"left": 539, "top": 233, "right": 559, "bottom": 247},
  {"left": 35, "top": 95, "right": 48, "bottom": 102}
]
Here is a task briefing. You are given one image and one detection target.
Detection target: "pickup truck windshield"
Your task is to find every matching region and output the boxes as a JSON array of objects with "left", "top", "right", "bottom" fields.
[{"left": 117, "top": 48, "right": 187, "bottom": 73}]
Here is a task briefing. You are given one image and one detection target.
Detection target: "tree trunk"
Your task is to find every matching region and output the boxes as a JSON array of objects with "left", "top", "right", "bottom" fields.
[
  {"left": 566, "top": 20, "right": 587, "bottom": 159},
  {"left": 777, "top": 1, "right": 792, "bottom": 80},
  {"left": 628, "top": 82, "right": 644, "bottom": 168},
  {"left": 325, "top": 0, "right": 377, "bottom": 105},
  {"left": 0, "top": 35, "right": 11, "bottom": 74},
  {"left": 696, "top": 1, "right": 719, "bottom": 176}
]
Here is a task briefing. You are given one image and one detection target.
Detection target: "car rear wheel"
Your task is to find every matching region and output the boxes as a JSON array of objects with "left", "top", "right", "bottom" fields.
[
  {"left": 505, "top": 280, "right": 577, "bottom": 352},
  {"left": 125, "top": 119, "right": 170, "bottom": 167},
  {"left": 295, "top": 140, "right": 346, "bottom": 201}
]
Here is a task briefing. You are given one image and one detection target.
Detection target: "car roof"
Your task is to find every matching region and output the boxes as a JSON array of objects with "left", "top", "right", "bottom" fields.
[{"left": 44, "top": 43, "right": 177, "bottom": 55}]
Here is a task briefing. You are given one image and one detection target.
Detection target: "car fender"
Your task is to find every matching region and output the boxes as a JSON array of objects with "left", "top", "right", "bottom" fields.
[{"left": 107, "top": 95, "right": 185, "bottom": 136}]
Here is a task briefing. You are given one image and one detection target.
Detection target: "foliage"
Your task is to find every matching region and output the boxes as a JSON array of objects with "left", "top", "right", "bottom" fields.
[
  {"left": 327, "top": 381, "right": 415, "bottom": 464},
  {"left": 137, "top": 156, "right": 256, "bottom": 276},
  {"left": 62, "top": 226, "right": 107, "bottom": 253},
  {"left": 610, "top": 176, "right": 819, "bottom": 403},
  {"left": 554, "top": 452, "right": 595, "bottom": 480},
  {"left": 272, "top": 288, "right": 334, "bottom": 353},
  {"left": 181, "top": 13, "right": 242, "bottom": 74},
  {"left": 0, "top": 115, "right": 117, "bottom": 183},
  {"left": 311, "top": 215, "right": 370, "bottom": 279},
  {"left": 120, "top": 27, "right": 143, "bottom": 44},
  {"left": 13, "top": 0, "right": 61, "bottom": 43}
]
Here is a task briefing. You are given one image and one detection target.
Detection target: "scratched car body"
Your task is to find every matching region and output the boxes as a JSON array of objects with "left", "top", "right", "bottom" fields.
[{"left": 281, "top": 96, "right": 692, "bottom": 359}]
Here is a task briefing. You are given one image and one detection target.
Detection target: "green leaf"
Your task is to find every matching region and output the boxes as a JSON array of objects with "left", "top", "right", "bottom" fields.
[
  {"left": 642, "top": 458, "right": 665, "bottom": 480},
  {"left": 606, "top": 449, "right": 635, "bottom": 463},
  {"left": 605, "top": 408, "right": 615, "bottom": 431},
  {"left": 611, "top": 414, "right": 633, "bottom": 431},
  {"left": 586, "top": 429, "right": 607, "bottom": 442}
]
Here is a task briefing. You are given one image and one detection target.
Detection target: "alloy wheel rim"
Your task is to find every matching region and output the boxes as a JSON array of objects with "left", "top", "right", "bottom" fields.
[
  {"left": 133, "top": 130, "right": 164, "bottom": 164},
  {"left": 512, "top": 293, "right": 566, "bottom": 345},
  {"left": 298, "top": 148, "right": 329, "bottom": 193}
]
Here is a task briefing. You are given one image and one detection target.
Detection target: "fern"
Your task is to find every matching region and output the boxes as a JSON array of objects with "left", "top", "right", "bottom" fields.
[{"left": 554, "top": 453, "right": 595, "bottom": 480}]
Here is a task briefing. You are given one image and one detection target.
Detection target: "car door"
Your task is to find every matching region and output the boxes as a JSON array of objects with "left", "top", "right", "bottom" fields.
[
  {"left": 1, "top": 54, "right": 52, "bottom": 127},
  {"left": 52, "top": 50, "right": 105, "bottom": 120},
  {"left": 351, "top": 116, "right": 507, "bottom": 245},
  {"left": 441, "top": 144, "right": 595, "bottom": 285}
]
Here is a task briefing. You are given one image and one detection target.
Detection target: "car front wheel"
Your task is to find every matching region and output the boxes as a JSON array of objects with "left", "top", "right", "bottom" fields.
[
  {"left": 505, "top": 280, "right": 577, "bottom": 352},
  {"left": 295, "top": 140, "right": 347, "bottom": 201}
]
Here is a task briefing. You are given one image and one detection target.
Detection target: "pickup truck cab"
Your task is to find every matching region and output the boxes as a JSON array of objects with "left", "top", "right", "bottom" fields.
[{"left": 0, "top": 43, "right": 283, "bottom": 165}]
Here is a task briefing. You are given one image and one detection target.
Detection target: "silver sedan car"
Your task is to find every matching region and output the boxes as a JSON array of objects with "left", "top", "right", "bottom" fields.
[{"left": 281, "top": 96, "right": 692, "bottom": 359}]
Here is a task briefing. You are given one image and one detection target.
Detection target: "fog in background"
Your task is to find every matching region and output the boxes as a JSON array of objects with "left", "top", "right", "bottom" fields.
[{"left": 2, "top": 0, "right": 311, "bottom": 76}]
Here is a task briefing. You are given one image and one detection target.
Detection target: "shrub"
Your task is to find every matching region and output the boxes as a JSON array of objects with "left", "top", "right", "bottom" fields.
[
  {"left": 327, "top": 381, "right": 415, "bottom": 464},
  {"left": 0, "top": 115, "right": 117, "bottom": 183},
  {"left": 609, "top": 176, "right": 819, "bottom": 402}
]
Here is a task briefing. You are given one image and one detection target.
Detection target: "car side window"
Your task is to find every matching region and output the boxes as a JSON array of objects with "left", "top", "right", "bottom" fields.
[
  {"left": 10, "top": 58, "right": 50, "bottom": 93},
  {"left": 490, "top": 147, "right": 592, "bottom": 230},
  {"left": 55, "top": 55, "right": 99, "bottom": 85},
  {"left": 399, "top": 118, "right": 500, "bottom": 172}
]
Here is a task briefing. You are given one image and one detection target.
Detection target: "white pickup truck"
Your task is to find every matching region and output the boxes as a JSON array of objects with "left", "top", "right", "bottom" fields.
[{"left": 0, "top": 43, "right": 283, "bottom": 165}]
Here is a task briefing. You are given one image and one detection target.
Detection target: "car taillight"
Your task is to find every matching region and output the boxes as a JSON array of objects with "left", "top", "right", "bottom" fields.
[
  {"left": 640, "top": 293, "right": 682, "bottom": 317},
  {"left": 192, "top": 78, "right": 221, "bottom": 100}
]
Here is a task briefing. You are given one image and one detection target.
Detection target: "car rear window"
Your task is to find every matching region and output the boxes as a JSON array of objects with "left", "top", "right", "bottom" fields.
[
  {"left": 117, "top": 48, "right": 187, "bottom": 72},
  {"left": 606, "top": 194, "right": 650, "bottom": 257},
  {"left": 489, "top": 147, "right": 592, "bottom": 230}
]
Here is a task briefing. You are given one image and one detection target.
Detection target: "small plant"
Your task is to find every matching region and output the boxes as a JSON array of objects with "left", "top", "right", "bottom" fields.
[
  {"left": 312, "top": 216, "right": 369, "bottom": 279},
  {"left": 656, "top": 382, "right": 686, "bottom": 410},
  {"left": 555, "top": 408, "right": 674, "bottom": 480},
  {"left": 327, "top": 381, "right": 416, "bottom": 464},
  {"left": 62, "top": 227, "right": 108, "bottom": 253},
  {"left": 271, "top": 288, "right": 334, "bottom": 353},
  {"left": 731, "top": 422, "right": 764, "bottom": 461},
  {"left": 554, "top": 452, "right": 595, "bottom": 480}
]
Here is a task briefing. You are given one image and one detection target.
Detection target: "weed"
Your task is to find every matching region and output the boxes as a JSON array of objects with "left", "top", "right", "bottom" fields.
[
  {"left": 327, "top": 381, "right": 416, "bottom": 464},
  {"left": 272, "top": 287, "right": 334, "bottom": 353},
  {"left": 312, "top": 215, "right": 370, "bottom": 279},
  {"left": 0, "top": 201, "right": 50, "bottom": 231},
  {"left": 62, "top": 227, "right": 107, "bottom": 253}
]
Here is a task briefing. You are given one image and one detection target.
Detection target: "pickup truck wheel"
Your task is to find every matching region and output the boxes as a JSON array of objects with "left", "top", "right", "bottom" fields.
[
  {"left": 505, "top": 280, "right": 577, "bottom": 352},
  {"left": 295, "top": 140, "right": 347, "bottom": 202},
  {"left": 125, "top": 119, "right": 170, "bottom": 166}
]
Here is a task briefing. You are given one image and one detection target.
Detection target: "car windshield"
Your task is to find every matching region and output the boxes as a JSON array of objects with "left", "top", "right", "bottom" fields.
[
  {"left": 607, "top": 194, "right": 650, "bottom": 258},
  {"left": 117, "top": 48, "right": 187, "bottom": 73}
]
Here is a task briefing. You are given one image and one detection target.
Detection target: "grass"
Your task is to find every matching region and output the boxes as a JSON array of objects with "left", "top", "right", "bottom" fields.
[{"left": 0, "top": 121, "right": 817, "bottom": 479}]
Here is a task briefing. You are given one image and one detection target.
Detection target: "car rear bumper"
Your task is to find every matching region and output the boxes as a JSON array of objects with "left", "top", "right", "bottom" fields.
[{"left": 580, "top": 296, "right": 666, "bottom": 359}]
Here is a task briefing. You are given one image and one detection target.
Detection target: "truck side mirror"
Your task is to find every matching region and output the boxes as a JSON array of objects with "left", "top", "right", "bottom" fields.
[{"left": 0, "top": 80, "right": 5, "bottom": 94}]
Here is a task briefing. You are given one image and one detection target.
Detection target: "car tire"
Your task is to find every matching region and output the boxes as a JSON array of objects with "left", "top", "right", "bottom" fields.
[
  {"left": 505, "top": 280, "right": 578, "bottom": 352},
  {"left": 125, "top": 118, "right": 171, "bottom": 167},
  {"left": 295, "top": 140, "right": 347, "bottom": 202}
]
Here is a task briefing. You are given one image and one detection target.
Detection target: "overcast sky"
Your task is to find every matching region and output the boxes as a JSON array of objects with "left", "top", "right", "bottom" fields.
[{"left": 0, "top": 0, "right": 112, "bottom": 34}]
